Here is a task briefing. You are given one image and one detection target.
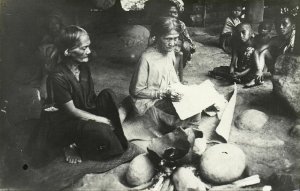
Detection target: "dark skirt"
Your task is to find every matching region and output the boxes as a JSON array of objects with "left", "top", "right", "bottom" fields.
[{"left": 27, "top": 89, "right": 128, "bottom": 166}]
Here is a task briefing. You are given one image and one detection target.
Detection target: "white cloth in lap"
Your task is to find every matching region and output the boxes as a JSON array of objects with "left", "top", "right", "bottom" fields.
[{"left": 129, "top": 46, "right": 179, "bottom": 115}]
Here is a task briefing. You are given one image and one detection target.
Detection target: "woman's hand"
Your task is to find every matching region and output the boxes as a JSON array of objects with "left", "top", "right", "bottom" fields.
[
  {"left": 95, "top": 116, "right": 112, "bottom": 126},
  {"left": 158, "top": 88, "right": 182, "bottom": 102},
  {"left": 166, "top": 89, "right": 182, "bottom": 102}
]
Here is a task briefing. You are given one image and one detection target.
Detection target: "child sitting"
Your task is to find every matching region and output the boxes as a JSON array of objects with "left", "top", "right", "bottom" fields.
[
  {"left": 165, "top": 0, "right": 195, "bottom": 63},
  {"left": 210, "top": 23, "right": 259, "bottom": 87},
  {"left": 166, "top": 0, "right": 196, "bottom": 83},
  {"left": 253, "top": 14, "right": 296, "bottom": 83},
  {"left": 219, "top": 5, "right": 242, "bottom": 54},
  {"left": 253, "top": 21, "right": 273, "bottom": 49}
]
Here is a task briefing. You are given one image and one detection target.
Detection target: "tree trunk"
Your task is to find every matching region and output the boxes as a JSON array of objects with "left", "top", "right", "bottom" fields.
[{"left": 245, "top": 0, "right": 264, "bottom": 31}]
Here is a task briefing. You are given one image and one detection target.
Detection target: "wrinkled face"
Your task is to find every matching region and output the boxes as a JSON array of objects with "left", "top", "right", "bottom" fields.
[
  {"left": 68, "top": 34, "right": 91, "bottom": 63},
  {"left": 158, "top": 29, "right": 179, "bottom": 53},
  {"left": 168, "top": 6, "right": 179, "bottom": 18},
  {"left": 237, "top": 25, "right": 251, "bottom": 42},
  {"left": 276, "top": 17, "right": 294, "bottom": 37}
]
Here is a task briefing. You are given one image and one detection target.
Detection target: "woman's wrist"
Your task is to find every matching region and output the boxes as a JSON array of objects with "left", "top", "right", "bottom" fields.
[
  {"left": 155, "top": 90, "right": 162, "bottom": 99},
  {"left": 155, "top": 89, "right": 167, "bottom": 99}
]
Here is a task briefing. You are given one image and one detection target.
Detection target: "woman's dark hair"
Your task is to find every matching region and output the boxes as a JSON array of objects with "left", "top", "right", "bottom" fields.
[
  {"left": 235, "top": 23, "right": 252, "bottom": 33},
  {"left": 162, "top": 0, "right": 184, "bottom": 13},
  {"left": 57, "top": 25, "right": 88, "bottom": 54},
  {"left": 150, "top": 17, "right": 181, "bottom": 38},
  {"left": 232, "top": 5, "right": 242, "bottom": 12},
  {"left": 275, "top": 14, "right": 295, "bottom": 25},
  {"left": 258, "top": 21, "right": 273, "bottom": 32},
  {"left": 233, "top": 23, "right": 253, "bottom": 41}
]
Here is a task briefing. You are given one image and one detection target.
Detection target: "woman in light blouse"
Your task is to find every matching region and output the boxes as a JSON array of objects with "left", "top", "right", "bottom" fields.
[{"left": 129, "top": 17, "right": 201, "bottom": 134}]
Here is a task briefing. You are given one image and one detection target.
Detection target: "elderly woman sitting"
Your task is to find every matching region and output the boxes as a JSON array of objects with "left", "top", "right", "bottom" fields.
[
  {"left": 129, "top": 17, "right": 201, "bottom": 135},
  {"left": 32, "top": 25, "right": 128, "bottom": 164}
]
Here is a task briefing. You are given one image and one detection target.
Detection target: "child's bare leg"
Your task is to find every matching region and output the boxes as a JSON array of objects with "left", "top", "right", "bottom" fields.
[
  {"left": 175, "top": 51, "right": 184, "bottom": 83},
  {"left": 64, "top": 143, "right": 82, "bottom": 164},
  {"left": 259, "top": 49, "right": 274, "bottom": 74}
]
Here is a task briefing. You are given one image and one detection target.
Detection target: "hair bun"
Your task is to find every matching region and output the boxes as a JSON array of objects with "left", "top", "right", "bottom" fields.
[{"left": 169, "top": 0, "right": 184, "bottom": 12}]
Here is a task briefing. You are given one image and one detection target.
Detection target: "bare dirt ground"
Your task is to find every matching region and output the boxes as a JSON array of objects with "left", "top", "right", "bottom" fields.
[
  {"left": 71, "top": 26, "right": 300, "bottom": 190},
  {"left": 1, "top": 25, "right": 299, "bottom": 190}
]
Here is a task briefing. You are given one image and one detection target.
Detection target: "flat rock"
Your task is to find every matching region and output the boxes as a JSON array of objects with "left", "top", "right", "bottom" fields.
[
  {"left": 126, "top": 153, "right": 155, "bottom": 186},
  {"left": 200, "top": 143, "right": 246, "bottom": 184},
  {"left": 235, "top": 109, "right": 269, "bottom": 130},
  {"left": 272, "top": 55, "right": 300, "bottom": 118}
]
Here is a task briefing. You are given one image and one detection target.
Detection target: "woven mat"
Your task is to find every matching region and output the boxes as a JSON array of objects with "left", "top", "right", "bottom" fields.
[{"left": 29, "top": 143, "right": 143, "bottom": 190}]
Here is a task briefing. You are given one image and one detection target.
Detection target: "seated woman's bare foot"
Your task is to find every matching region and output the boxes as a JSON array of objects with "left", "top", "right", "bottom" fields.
[{"left": 64, "top": 143, "right": 82, "bottom": 164}]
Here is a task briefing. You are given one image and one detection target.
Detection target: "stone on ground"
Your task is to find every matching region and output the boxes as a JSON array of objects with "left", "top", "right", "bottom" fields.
[
  {"left": 126, "top": 153, "right": 155, "bottom": 186},
  {"left": 200, "top": 143, "right": 246, "bottom": 184},
  {"left": 235, "top": 109, "right": 269, "bottom": 130},
  {"left": 272, "top": 55, "right": 300, "bottom": 118}
]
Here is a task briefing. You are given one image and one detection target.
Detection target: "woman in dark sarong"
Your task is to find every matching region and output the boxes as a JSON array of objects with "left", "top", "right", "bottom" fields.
[{"left": 31, "top": 25, "right": 128, "bottom": 165}]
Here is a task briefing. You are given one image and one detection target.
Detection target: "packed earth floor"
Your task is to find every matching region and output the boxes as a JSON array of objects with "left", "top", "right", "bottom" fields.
[{"left": 0, "top": 24, "right": 299, "bottom": 190}]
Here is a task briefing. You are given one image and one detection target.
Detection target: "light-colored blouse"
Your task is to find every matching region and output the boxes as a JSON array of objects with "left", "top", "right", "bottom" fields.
[
  {"left": 129, "top": 46, "right": 180, "bottom": 115},
  {"left": 222, "top": 17, "right": 241, "bottom": 34}
]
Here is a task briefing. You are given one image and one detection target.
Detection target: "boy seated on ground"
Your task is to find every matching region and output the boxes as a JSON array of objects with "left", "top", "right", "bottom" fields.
[
  {"left": 210, "top": 23, "right": 261, "bottom": 87},
  {"left": 253, "top": 14, "right": 296, "bottom": 82},
  {"left": 253, "top": 21, "right": 273, "bottom": 49},
  {"left": 219, "top": 5, "right": 242, "bottom": 54}
]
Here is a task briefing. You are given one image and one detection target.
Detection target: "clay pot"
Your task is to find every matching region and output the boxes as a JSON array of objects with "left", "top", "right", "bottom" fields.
[
  {"left": 199, "top": 143, "right": 246, "bottom": 184},
  {"left": 126, "top": 154, "right": 155, "bottom": 186}
]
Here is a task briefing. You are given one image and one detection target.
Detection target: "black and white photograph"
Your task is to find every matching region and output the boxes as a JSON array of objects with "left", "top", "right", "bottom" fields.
[{"left": 0, "top": 0, "right": 299, "bottom": 190}]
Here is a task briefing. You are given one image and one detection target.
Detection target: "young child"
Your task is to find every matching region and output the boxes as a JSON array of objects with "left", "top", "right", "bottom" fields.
[
  {"left": 253, "top": 21, "right": 273, "bottom": 49},
  {"left": 41, "top": 14, "right": 64, "bottom": 45},
  {"left": 253, "top": 14, "right": 296, "bottom": 82},
  {"left": 166, "top": 0, "right": 196, "bottom": 83},
  {"left": 210, "top": 23, "right": 259, "bottom": 87},
  {"left": 219, "top": 5, "right": 242, "bottom": 54}
]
